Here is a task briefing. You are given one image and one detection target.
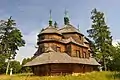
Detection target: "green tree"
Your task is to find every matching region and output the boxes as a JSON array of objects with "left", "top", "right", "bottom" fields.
[
  {"left": 21, "top": 58, "right": 32, "bottom": 73},
  {"left": 0, "top": 17, "right": 25, "bottom": 74},
  {"left": 9, "top": 60, "right": 22, "bottom": 73},
  {"left": 87, "top": 8, "right": 113, "bottom": 71},
  {"left": 0, "top": 17, "right": 25, "bottom": 58}
]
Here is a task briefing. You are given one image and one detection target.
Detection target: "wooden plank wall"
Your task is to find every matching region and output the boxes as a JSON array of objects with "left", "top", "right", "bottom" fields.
[{"left": 32, "top": 64, "right": 97, "bottom": 76}]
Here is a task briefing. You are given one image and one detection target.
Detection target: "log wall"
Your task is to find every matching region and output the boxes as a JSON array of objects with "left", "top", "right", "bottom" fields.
[
  {"left": 32, "top": 64, "right": 98, "bottom": 76},
  {"left": 70, "top": 44, "right": 89, "bottom": 58},
  {"left": 39, "top": 34, "right": 62, "bottom": 41}
]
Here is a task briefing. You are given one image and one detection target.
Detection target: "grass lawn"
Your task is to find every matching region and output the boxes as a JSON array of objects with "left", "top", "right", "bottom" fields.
[{"left": 0, "top": 71, "right": 120, "bottom": 80}]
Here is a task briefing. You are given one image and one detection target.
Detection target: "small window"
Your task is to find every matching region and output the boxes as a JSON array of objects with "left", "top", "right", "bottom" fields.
[
  {"left": 40, "top": 44, "right": 44, "bottom": 53},
  {"left": 76, "top": 50, "right": 81, "bottom": 58},
  {"left": 56, "top": 46, "right": 61, "bottom": 52},
  {"left": 40, "top": 35, "right": 44, "bottom": 40},
  {"left": 83, "top": 52, "right": 86, "bottom": 58},
  {"left": 79, "top": 36, "right": 81, "bottom": 40}
]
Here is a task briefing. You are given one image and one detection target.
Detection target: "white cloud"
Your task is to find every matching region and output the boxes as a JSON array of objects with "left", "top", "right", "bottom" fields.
[
  {"left": 112, "top": 39, "right": 120, "bottom": 46},
  {"left": 15, "top": 30, "right": 40, "bottom": 63}
]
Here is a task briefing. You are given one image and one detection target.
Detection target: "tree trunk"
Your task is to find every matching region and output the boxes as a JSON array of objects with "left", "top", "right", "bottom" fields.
[
  {"left": 6, "top": 59, "right": 10, "bottom": 75},
  {"left": 103, "top": 55, "right": 107, "bottom": 71}
]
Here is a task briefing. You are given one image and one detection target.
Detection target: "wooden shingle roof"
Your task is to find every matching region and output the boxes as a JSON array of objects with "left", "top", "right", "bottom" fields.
[
  {"left": 24, "top": 47, "right": 100, "bottom": 66},
  {"left": 59, "top": 24, "right": 83, "bottom": 36},
  {"left": 24, "top": 50, "right": 72, "bottom": 66},
  {"left": 40, "top": 26, "right": 62, "bottom": 35},
  {"left": 59, "top": 24, "right": 79, "bottom": 33},
  {"left": 72, "top": 57, "right": 100, "bottom": 65}
]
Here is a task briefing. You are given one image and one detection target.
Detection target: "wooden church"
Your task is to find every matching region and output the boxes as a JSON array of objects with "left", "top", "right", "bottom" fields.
[{"left": 24, "top": 11, "right": 100, "bottom": 76}]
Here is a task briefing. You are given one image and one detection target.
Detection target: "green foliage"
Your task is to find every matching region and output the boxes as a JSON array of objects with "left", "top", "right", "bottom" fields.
[
  {"left": 0, "top": 54, "right": 22, "bottom": 74},
  {"left": 0, "top": 17, "right": 25, "bottom": 59},
  {"left": 0, "top": 54, "right": 7, "bottom": 74},
  {"left": 87, "top": 8, "right": 113, "bottom": 70},
  {"left": 9, "top": 60, "right": 22, "bottom": 73},
  {"left": 0, "top": 53, "right": 22, "bottom": 74},
  {"left": 21, "top": 58, "right": 32, "bottom": 73},
  {"left": 107, "top": 43, "right": 120, "bottom": 71}
]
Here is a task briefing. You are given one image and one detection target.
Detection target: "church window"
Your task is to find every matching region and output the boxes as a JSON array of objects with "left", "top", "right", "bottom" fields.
[
  {"left": 83, "top": 52, "right": 86, "bottom": 58},
  {"left": 40, "top": 35, "right": 44, "bottom": 40},
  {"left": 76, "top": 50, "right": 81, "bottom": 58},
  {"left": 79, "top": 36, "right": 81, "bottom": 40}
]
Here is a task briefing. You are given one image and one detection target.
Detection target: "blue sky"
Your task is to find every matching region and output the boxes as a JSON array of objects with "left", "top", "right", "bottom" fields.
[{"left": 0, "top": 0, "right": 120, "bottom": 62}]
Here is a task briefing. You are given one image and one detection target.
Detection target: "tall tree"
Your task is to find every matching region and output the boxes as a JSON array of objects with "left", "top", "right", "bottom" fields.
[
  {"left": 87, "top": 8, "right": 112, "bottom": 71},
  {"left": 0, "top": 17, "right": 25, "bottom": 74}
]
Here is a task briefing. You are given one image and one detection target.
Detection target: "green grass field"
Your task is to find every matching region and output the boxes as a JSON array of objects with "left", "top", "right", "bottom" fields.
[{"left": 0, "top": 71, "right": 120, "bottom": 80}]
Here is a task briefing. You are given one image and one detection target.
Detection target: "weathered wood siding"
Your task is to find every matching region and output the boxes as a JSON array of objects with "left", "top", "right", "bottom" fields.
[
  {"left": 72, "top": 64, "right": 83, "bottom": 73},
  {"left": 32, "top": 64, "right": 71, "bottom": 76},
  {"left": 66, "top": 44, "right": 72, "bottom": 56},
  {"left": 38, "top": 42, "right": 66, "bottom": 54},
  {"left": 70, "top": 43, "right": 89, "bottom": 58},
  {"left": 82, "top": 47, "right": 89, "bottom": 58},
  {"left": 44, "top": 34, "right": 62, "bottom": 40},
  {"left": 70, "top": 44, "right": 82, "bottom": 57},
  {"left": 50, "top": 64, "right": 72, "bottom": 75},
  {"left": 38, "top": 34, "right": 62, "bottom": 41},
  {"left": 32, "top": 64, "right": 97, "bottom": 76}
]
